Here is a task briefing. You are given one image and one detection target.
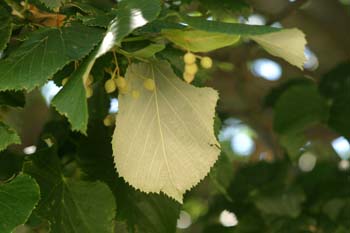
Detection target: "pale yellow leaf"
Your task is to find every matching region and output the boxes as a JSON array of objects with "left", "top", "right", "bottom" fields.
[
  {"left": 162, "top": 29, "right": 240, "bottom": 52},
  {"left": 112, "top": 61, "right": 220, "bottom": 203},
  {"left": 249, "top": 28, "right": 307, "bottom": 69}
]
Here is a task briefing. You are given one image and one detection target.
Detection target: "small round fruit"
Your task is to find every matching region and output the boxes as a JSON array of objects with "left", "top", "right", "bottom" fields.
[
  {"left": 200, "top": 56, "right": 213, "bottom": 69},
  {"left": 183, "top": 72, "right": 195, "bottom": 83},
  {"left": 143, "top": 78, "right": 155, "bottom": 91},
  {"left": 115, "top": 76, "right": 127, "bottom": 89},
  {"left": 105, "top": 79, "right": 116, "bottom": 93},
  {"left": 185, "top": 63, "right": 198, "bottom": 75},
  {"left": 183, "top": 52, "right": 196, "bottom": 64},
  {"left": 103, "top": 114, "right": 115, "bottom": 127},
  {"left": 86, "top": 86, "right": 93, "bottom": 98}
]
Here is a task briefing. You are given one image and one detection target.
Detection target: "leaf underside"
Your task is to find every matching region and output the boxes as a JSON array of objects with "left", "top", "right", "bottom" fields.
[
  {"left": 162, "top": 29, "right": 240, "bottom": 52},
  {"left": 112, "top": 61, "right": 220, "bottom": 202},
  {"left": 249, "top": 28, "right": 307, "bottom": 69}
]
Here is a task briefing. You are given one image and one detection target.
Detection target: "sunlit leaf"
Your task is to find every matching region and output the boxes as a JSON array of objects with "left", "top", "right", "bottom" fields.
[
  {"left": 182, "top": 16, "right": 306, "bottom": 68},
  {"left": 0, "top": 174, "right": 40, "bottom": 233},
  {"left": 249, "top": 29, "right": 307, "bottom": 69},
  {"left": 112, "top": 61, "right": 220, "bottom": 202},
  {"left": 162, "top": 29, "right": 240, "bottom": 52}
]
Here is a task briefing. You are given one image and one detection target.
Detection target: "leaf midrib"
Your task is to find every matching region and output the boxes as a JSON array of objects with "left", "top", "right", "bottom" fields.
[{"left": 151, "top": 64, "right": 177, "bottom": 191}]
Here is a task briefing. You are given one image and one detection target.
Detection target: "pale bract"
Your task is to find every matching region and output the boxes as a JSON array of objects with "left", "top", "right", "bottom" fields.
[
  {"left": 112, "top": 61, "right": 220, "bottom": 202},
  {"left": 162, "top": 29, "right": 240, "bottom": 52},
  {"left": 249, "top": 28, "right": 307, "bottom": 69}
]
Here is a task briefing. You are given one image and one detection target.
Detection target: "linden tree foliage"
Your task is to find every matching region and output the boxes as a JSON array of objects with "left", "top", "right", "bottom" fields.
[
  {"left": 113, "top": 61, "right": 220, "bottom": 202},
  {"left": 0, "top": 0, "right": 349, "bottom": 232},
  {"left": 0, "top": 174, "right": 40, "bottom": 233}
]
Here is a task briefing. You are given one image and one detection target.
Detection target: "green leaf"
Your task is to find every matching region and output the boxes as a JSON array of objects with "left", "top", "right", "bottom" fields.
[
  {"left": 0, "top": 22, "right": 104, "bottom": 91},
  {"left": 157, "top": 46, "right": 186, "bottom": 77},
  {"left": 78, "top": 12, "right": 116, "bottom": 28},
  {"left": 267, "top": 216, "right": 317, "bottom": 233},
  {"left": 0, "top": 174, "right": 40, "bottom": 233},
  {"left": 76, "top": 123, "right": 118, "bottom": 189},
  {"left": 39, "top": 0, "right": 65, "bottom": 9},
  {"left": 109, "top": 0, "right": 161, "bottom": 45},
  {"left": 199, "top": 0, "right": 251, "bottom": 17},
  {"left": 138, "top": 20, "right": 185, "bottom": 34},
  {"left": 128, "top": 43, "right": 165, "bottom": 58},
  {"left": 319, "top": 62, "right": 350, "bottom": 99},
  {"left": 279, "top": 131, "right": 306, "bottom": 160},
  {"left": 162, "top": 29, "right": 240, "bottom": 52},
  {"left": 0, "top": 91, "right": 25, "bottom": 108},
  {"left": 0, "top": 7, "right": 12, "bottom": 51},
  {"left": 79, "top": 0, "right": 161, "bottom": 30},
  {"left": 264, "top": 78, "right": 313, "bottom": 108},
  {"left": 266, "top": 80, "right": 315, "bottom": 159},
  {"left": 329, "top": 92, "right": 350, "bottom": 138},
  {"left": 0, "top": 151, "right": 23, "bottom": 181},
  {"left": 87, "top": 78, "right": 110, "bottom": 121},
  {"left": 52, "top": 0, "right": 161, "bottom": 133},
  {"left": 319, "top": 63, "right": 350, "bottom": 138},
  {"left": 209, "top": 153, "right": 234, "bottom": 201},
  {"left": 51, "top": 53, "right": 93, "bottom": 133},
  {"left": 253, "top": 188, "right": 306, "bottom": 218},
  {"left": 119, "top": 186, "right": 180, "bottom": 233},
  {"left": 24, "top": 148, "right": 116, "bottom": 233},
  {"left": 0, "top": 122, "right": 20, "bottom": 152},
  {"left": 322, "top": 198, "right": 347, "bottom": 221},
  {"left": 274, "top": 84, "right": 329, "bottom": 134},
  {"left": 112, "top": 61, "right": 220, "bottom": 202}
]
